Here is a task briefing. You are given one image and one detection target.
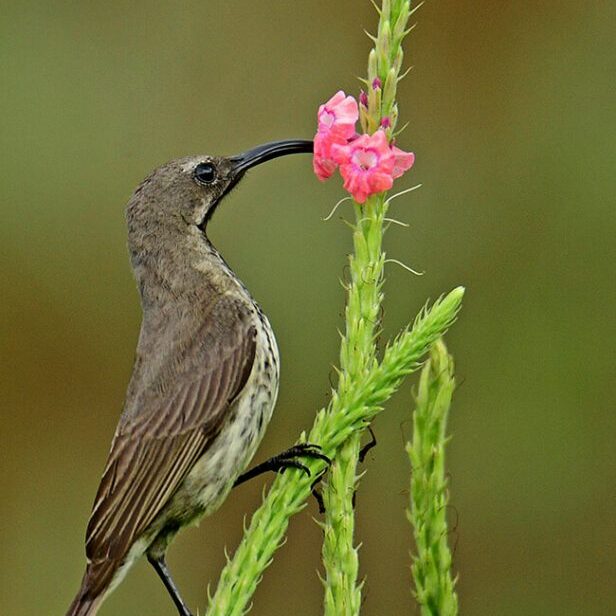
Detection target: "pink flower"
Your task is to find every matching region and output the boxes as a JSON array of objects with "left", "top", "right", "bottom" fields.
[
  {"left": 313, "top": 131, "right": 347, "bottom": 181},
  {"left": 331, "top": 129, "right": 396, "bottom": 204},
  {"left": 312, "top": 92, "right": 415, "bottom": 198},
  {"left": 391, "top": 146, "right": 415, "bottom": 178},
  {"left": 317, "top": 90, "right": 358, "bottom": 139},
  {"left": 313, "top": 91, "right": 359, "bottom": 181}
]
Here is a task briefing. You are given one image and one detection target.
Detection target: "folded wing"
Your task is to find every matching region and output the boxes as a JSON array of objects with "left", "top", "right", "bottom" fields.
[{"left": 83, "top": 295, "right": 256, "bottom": 595}]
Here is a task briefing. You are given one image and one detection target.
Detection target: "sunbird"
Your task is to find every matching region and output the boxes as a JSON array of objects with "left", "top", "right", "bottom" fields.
[{"left": 67, "top": 139, "right": 327, "bottom": 616}]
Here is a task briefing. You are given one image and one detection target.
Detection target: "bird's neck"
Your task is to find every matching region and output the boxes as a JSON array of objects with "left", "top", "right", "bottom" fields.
[{"left": 130, "top": 227, "right": 250, "bottom": 310}]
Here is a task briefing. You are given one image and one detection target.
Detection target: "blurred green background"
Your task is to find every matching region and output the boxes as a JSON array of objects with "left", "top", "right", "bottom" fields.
[{"left": 2, "top": 1, "right": 615, "bottom": 615}]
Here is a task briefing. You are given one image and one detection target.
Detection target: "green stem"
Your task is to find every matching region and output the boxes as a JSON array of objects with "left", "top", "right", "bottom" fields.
[
  {"left": 407, "top": 340, "right": 459, "bottom": 615},
  {"left": 322, "top": 1, "right": 417, "bottom": 613},
  {"left": 205, "top": 289, "right": 464, "bottom": 616},
  {"left": 321, "top": 197, "right": 385, "bottom": 616}
]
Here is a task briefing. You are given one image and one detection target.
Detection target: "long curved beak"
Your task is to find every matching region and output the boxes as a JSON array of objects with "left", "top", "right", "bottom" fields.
[{"left": 230, "top": 139, "right": 313, "bottom": 173}]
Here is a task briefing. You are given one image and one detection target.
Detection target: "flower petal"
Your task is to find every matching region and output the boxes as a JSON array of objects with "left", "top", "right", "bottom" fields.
[
  {"left": 313, "top": 155, "right": 337, "bottom": 181},
  {"left": 313, "top": 131, "right": 349, "bottom": 180},
  {"left": 317, "top": 91, "right": 359, "bottom": 139},
  {"left": 391, "top": 147, "right": 415, "bottom": 179}
]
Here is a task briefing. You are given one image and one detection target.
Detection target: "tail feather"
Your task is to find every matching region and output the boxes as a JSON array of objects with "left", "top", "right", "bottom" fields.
[
  {"left": 66, "top": 592, "right": 103, "bottom": 616},
  {"left": 66, "top": 560, "right": 119, "bottom": 616}
]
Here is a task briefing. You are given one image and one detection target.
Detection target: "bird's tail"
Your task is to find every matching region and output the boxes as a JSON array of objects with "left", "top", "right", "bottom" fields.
[
  {"left": 65, "top": 593, "right": 103, "bottom": 616},
  {"left": 65, "top": 562, "right": 115, "bottom": 616}
]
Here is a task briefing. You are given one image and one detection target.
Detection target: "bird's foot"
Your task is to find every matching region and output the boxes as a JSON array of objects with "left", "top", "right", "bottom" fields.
[
  {"left": 350, "top": 428, "right": 378, "bottom": 510},
  {"left": 358, "top": 426, "right": 377, "bottom": 463},
  {"left": 270, "top": 443, "right": 331, "bottom": 476},
  {"left": 234, "top": 443, "right": 331, "bottom": 487},
  {"left": 310, "top": 469, "right": 328, "bottom": 514}
]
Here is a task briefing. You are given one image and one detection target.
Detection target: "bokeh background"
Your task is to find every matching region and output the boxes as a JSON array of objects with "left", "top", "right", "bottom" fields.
[{"left": 2, "top": 1, "right": 614, "bottom": 615}]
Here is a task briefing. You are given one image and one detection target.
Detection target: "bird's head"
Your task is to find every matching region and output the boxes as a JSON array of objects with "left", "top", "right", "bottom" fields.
[{"left": 126, "top": 139, "right": 313, "bottom": 246}]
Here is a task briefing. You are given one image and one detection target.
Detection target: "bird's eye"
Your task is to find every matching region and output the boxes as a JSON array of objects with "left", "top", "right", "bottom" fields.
[{"left": 194, "top": 162, "right": 217, "bottom": 184}]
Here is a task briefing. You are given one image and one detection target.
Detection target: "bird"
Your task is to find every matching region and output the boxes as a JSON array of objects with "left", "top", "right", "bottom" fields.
[{"left": 66, "top": 139, "right": 326, "bottom": 616}]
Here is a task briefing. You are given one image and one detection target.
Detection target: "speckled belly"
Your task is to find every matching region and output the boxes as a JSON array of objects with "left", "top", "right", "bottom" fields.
[{"left": 158, "top": 315, "right": 280, "bottom": 526}]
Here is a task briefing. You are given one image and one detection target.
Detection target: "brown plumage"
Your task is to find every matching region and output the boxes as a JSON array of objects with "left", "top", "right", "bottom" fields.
[
  {"left": 67, "top": 140, "right": 313, "bottom": 616},
  {"left": 84, "top": 297, "right": 256, "bottom": 595}
]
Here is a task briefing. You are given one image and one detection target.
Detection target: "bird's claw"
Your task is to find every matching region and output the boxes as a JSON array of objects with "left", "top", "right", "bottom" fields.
[{"left": 274, "top": 443, "right": 331, "bottom": 470}]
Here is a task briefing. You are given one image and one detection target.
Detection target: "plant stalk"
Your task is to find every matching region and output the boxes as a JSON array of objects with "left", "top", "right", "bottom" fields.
[
  {"left": 321, "top": 1, "right": 418, "bottom": 613},
  {"left": 407, "top": 339, "right": 459, "bottom": 615}
]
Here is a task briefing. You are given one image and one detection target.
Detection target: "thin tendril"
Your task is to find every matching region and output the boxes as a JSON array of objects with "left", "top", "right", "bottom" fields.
[
  {"left": 322, "top": 197, "right": 353, "bottom": 221},
  {"left": 383, "top": 217, "right": 410, "bottom": 227},
  {"left": 384, "top": 184, "right": 422, "bottom": 206},
  {"left": 384, "top": 258, "right": 425, "bottom": 276}
]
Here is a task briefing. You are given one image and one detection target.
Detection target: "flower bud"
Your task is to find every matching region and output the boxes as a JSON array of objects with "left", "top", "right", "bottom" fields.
[
  {"left": 368, "top": 82, "right": 381, "bottom": 119},
  {"left": 383, "top": 68, "right": 397, "bottom": 108},
  {"left": 390, "top": 104, "right": 399, "bottom": 129},
  {"left": 377, "top": 20, "right": 391, "bottom": 68},
  {"left": 359, "top": 105, "right": 369, "bottom": 135},
  {"left": 368, "top": 49, "right": 378, "bottom": 82},
  {"left": 393, "top": 48, "right": 404, "bottom": 74},
  {"left": 393, "top": 6, "right": 409, "bottom": 40}
]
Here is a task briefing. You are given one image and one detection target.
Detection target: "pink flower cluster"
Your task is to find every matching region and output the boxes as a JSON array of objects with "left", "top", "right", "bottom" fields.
[{"left": 313, "top": 91, "right": 415, "bottom": 204}]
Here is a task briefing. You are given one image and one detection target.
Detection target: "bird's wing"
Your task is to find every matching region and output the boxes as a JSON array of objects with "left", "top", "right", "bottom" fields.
[{"left": 84, "top": 295, "right": 256, "bottom": 578}]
